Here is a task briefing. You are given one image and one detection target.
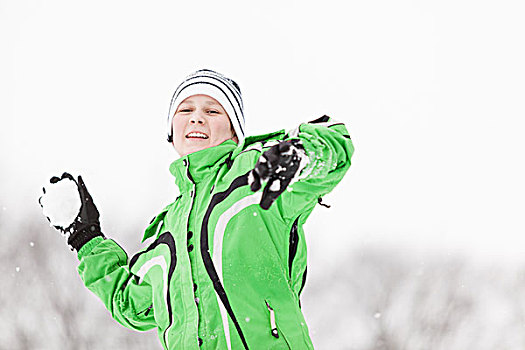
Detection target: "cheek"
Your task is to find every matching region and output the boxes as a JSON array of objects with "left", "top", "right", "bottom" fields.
[
  {"left": 210, "top": 118, "right": 232, "bottom": 139},
  {"left": 172, "top": 118, "right": 185, "bottom": 137},
  {"left": 172, "top": 118, "right": 186, "bottom": 149}
]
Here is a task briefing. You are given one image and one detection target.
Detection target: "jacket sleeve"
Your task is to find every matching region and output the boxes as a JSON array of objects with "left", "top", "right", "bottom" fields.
[
  {"left": 277, "top": 115, "right": 354, "bottom": 220},
  {"left": 76, "top": 236, "right": 157, "bottom": 331}
]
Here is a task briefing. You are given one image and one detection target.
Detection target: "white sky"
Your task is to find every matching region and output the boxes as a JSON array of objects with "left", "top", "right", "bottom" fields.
[{"left": 1, "top": 0, "right": 525, "bottom": 262}]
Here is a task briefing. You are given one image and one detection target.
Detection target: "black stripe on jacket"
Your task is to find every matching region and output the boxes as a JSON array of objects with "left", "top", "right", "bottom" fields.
[
  {"left": 200, "top": 172, "right": 251, "bottom": 350},
  {"left": 128, "top": 232, "right": 177, "bottom": 348}
]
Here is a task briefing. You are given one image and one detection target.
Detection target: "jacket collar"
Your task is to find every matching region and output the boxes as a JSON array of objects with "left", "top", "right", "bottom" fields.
[{"left": 169, "top": 140, "right": 237, "bottom": 192}]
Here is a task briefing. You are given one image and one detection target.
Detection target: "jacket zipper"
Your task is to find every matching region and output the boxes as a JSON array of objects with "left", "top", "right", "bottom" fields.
[
  {"left": 265, "top": 301, "right": 279, "bottom": 339},
  {"left": 178, "top": 158, "right": 199, "bottom": 349}
]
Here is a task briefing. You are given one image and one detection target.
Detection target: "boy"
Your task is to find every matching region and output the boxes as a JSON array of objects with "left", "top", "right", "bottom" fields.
[{"left": 40, "top": 69, "right": 354, "bottom": 349}]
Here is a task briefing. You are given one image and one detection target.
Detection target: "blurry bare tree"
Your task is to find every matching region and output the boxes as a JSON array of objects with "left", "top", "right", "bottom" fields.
[
  {"left": 0, "top": 207, "right": 158, "bottom": 349},
  {"left": 302, "top": 247, "right": 525, "bottom": 350},
  {"left": 2, "top": 208, "right": 525, "bottom": 349}
]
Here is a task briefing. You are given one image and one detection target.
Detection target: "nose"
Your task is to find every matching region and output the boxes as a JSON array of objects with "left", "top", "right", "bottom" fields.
[{"left": 189, "top": 112, "right": 205, "bottom": 125}]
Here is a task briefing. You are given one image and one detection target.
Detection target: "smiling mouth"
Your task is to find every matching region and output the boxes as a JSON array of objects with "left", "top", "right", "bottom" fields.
[{"left": 186, "top": 132, "right": 209, "bottom": 139}]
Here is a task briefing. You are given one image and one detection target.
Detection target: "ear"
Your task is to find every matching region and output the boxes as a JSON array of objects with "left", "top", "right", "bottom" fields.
[{"left": 229, "top": 121, "right": 238, "bottom": 144}]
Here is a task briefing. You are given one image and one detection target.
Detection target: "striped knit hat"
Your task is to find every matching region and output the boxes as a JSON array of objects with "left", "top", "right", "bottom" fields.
[{"left": 167, "top": 69, "right": 245, "bottom": 143}]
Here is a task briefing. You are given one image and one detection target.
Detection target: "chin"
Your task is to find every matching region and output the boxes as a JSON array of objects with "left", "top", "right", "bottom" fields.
[{"left": 185, "top": 145, "right": 208, "bottom": 156}]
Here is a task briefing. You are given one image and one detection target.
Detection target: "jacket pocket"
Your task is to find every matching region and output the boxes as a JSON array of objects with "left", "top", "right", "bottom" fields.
[{"left": 265, "top": 300, "right": 292, "bottom": 348}]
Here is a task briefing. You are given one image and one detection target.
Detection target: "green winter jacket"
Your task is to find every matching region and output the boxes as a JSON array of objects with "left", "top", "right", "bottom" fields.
[{"left": 77, "top": 116, "right": 354, "bottom": 349}]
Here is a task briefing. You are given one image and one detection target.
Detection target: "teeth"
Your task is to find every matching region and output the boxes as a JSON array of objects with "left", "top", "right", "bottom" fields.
[{"left": 186, "top": 132, "right": 208, "bottom": 139}]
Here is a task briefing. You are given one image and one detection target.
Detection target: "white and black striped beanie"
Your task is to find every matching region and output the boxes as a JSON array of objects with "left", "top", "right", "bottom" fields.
[{"left": 167, "top": 69, "right": 245, "bottom": 143}]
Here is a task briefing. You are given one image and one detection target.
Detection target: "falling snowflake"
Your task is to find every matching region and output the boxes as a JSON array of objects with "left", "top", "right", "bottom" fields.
[{"left": 374, "top": 312, "right": 381, "bottom": 319}]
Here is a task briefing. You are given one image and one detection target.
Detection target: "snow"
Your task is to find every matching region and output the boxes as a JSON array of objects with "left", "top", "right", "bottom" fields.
[
  {"left": 269, "top": 180, "right": 280, "bottom": 191},
  {"left": 247, "top": 171, "right": 255, "bottom": 187},
  {"left": 290, "top": 146, "right": 310, "bottom": 185},
  {"left": 29, "top": 242, "right": 34, "bottom": 247},
  {"left": 40, "top": 178, "right": 81, "bottom": 228}
]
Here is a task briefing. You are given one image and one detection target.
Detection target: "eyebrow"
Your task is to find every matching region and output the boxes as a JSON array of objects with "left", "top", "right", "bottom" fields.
[{"left": 180, "top": 100, "right": 220, "bottom": 106}]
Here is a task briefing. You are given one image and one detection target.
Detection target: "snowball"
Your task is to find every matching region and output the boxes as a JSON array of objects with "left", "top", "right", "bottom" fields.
[{"left": 41, "top": 178, "right": 81, "bottom": 228}]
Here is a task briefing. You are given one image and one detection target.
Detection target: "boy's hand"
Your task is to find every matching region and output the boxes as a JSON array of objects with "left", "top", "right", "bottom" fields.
[
  {"left": 249, "top": 139, "right": 308, "bottom": 210},
  {"left": 39, "top": 172, "right": 104, "bottom": 251}
]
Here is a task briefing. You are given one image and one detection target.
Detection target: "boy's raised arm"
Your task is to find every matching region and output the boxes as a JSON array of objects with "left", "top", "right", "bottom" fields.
[
  {"left": 248, "top": 115, "right": 354, "bottom": 218},
  {"left": 39, "top": 173, "right": 157, "bottom": 331}
]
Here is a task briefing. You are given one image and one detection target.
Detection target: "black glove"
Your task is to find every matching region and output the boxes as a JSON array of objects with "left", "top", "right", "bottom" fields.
[
  {"left": 249, "top": 139, "right": 307, "bottom": 210},
  {"left": 39, "top": 172, "right": 104, "bottom": 251}
]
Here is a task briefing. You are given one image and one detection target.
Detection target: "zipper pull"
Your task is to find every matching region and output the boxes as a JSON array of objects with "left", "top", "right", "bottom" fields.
[
  {"left": 265, "top": 301, "right": 279, "bottom": 338},
  {"left": 144, "top": 304, "right": 153, "bottom": 316},
  {"left": 137, "top": 304, "right": 153, "bottom": 317}
]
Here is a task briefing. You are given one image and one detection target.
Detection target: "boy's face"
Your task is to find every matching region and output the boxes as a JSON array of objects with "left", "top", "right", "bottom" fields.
[{"left": 171, "top": 94, "right": 238, "bottom": 156}]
